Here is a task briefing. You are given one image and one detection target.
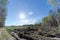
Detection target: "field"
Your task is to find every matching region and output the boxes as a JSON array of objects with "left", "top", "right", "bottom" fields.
[{"left": 0, "top": 26, "right": 29, "bottom": 40}]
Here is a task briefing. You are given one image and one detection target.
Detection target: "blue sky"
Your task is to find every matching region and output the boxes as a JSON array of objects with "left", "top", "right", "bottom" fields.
[{"left": 5, "top": 0, "right": 52, "bottom": 26}]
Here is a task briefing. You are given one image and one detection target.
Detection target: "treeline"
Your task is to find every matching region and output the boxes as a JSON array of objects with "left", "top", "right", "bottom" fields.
[
  {"left": 35, "top": 8, "right": 60, "bottom": 35},
  {"left": 35, "top": 0, "right": 60, "bottom": 34}
]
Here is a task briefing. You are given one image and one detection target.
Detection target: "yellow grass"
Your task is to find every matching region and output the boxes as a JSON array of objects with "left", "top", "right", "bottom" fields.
[{"left": 0, "top": 27, "right": 13, "bottom": 40}]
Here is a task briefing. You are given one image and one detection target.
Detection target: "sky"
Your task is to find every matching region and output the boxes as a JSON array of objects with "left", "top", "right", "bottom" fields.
[{"left": 5, "top": 0, "right": 52, "bottom": 26}]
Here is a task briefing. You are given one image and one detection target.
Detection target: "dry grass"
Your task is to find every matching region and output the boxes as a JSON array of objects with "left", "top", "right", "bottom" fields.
[{"left": 0, "top": 27, "right": 14, "bottom": 40}]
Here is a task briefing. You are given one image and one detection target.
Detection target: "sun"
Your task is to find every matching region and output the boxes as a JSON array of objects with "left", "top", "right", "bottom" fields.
[{"left": 19, "top": 13, "right": 26, "bottom": 20}]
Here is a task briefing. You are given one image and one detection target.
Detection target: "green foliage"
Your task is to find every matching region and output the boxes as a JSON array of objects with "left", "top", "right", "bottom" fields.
[
  {"left": 0, "top": 0, "right": 8, "bottom": 27},
  {"left": 48, "top": 0, "right": 57, "bottom": 5},
  {"left": 6, "top": 26, "right": 28, "bottom": 30},
  {"left": 41, "top": 10, "right": 58, "bottom": 34},
  {"left": 42, "top": 15, "right": 51, "bottom": 23}
]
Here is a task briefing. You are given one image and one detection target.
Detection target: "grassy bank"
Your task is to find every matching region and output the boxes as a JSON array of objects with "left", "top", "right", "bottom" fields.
[{"left": 0, "top": 27, "right": 14, "bottom": 40}]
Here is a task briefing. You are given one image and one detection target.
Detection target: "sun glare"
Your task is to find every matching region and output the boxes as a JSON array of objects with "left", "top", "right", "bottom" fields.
[{"left": 19, "top": 13, "right": 26, "bottom": 20}]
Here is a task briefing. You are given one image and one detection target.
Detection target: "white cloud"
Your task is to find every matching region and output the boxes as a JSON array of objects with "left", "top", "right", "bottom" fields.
[
  {"left": 28, "top": 12, "right": 33, "bottom": 15},
  {"left": 15, "top": 11, "right": 39, "bottom": 25},
  {"left": 7, "top": 17, "right": 39, "bottom": 26},
  {"left": 19, "top": 17, "right": 39, "bottom": 25}
]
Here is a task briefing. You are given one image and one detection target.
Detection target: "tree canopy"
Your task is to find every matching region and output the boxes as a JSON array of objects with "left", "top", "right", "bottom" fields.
[{"left": 0, "top": 0, "right": 7, "bottom": 27}]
